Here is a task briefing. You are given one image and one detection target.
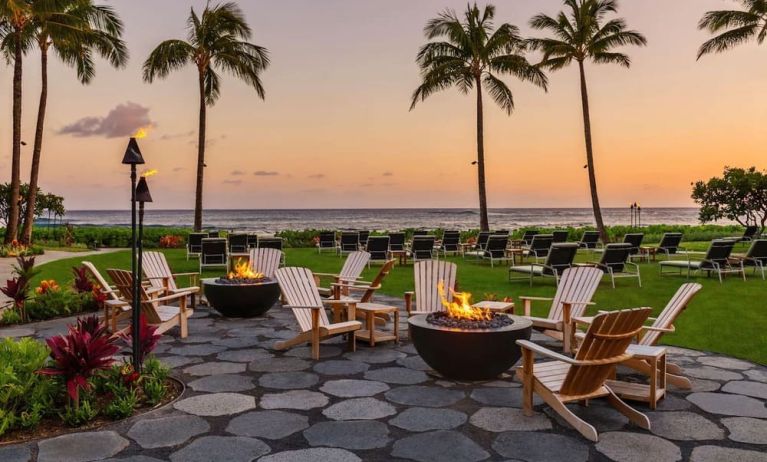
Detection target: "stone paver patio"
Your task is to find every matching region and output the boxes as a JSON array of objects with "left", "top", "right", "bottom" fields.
[{"left": 1, "top": 295, "right": 766, "bottom": 462}]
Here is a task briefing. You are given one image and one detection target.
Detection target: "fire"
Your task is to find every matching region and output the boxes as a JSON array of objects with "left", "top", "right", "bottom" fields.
[
  {"left": 228, "top": 258, "right": 264, "bottom": 280},
  {"left": 133, "top": 127, "right": 150, "bottom": 139},
  {"left": 438, "top": 281, "right": 492, "bottom": 321},
  {"left": 141, "top": 168, "right": 158, "bottom": 178}
]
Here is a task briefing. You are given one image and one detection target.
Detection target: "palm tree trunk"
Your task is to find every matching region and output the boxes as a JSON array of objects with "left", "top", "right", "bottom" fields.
[
  {"left": 475, "top": 76, "right": 489, "bottom": 232},
  {"left": 21, "top": 41, "right": 49, "bottom": 245},
  {"left": 5, "top": 29, "right": 24, "bottom": 245},
  {"left": 577, "top": 60, "right": 609, "bottom": 243},
  {"left": 194, "top": 71, "right": 207, "bottom": 232}
]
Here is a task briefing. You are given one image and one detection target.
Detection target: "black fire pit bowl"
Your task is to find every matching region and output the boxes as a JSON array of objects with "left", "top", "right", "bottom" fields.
[
  {"left": 202, "top": 278, "right": 281, "bottom": 318},
  {"left": 408, "top": 314, "right": 532, "bottom": 381}
]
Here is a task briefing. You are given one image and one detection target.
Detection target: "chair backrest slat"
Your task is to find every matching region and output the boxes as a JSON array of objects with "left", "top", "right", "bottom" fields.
[
  {"left": 339, "top": 251, "right": 371, "bottom": 280},
  {"left": 275, "top": 267, "right": 330, "bottom": 332},
  {"left": 549, "top": 267, "right": 603, "bottom": 321},
  {"left": 249, "top": 247, "right": 283, "bottom": 278},
  {"left": 414, "top": 260, "right": 456, "bottom": 313},
  {"left": 107, "top": 269, "right": 164, "bottom": 324},
  {"left": 641, "top": 283, "right": 702, "bottom": 346},
  {"left": 143, "top": 251, "right": 178, "bottom": 292},
  {"left": 360, "top": 260, "right": 395, "bottom": 303},
  {"left": 82, "top": 261, "right": 120, "bottom": 301}
]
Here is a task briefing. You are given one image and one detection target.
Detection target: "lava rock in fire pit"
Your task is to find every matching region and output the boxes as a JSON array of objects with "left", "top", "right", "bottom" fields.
[
  {"left": 203, "top": 277, "right": 280, "bottom": 318},
  {"left": 426, "top": 311, "right": 514, "bottom": 330},
  {"left": 215, "top": 276, "right": 272, "bottom": 285}
]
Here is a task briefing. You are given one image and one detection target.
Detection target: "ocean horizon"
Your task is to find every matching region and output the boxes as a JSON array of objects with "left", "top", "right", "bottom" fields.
[{"left": 55, "top": 207, "right": 722, "bottom": 233}]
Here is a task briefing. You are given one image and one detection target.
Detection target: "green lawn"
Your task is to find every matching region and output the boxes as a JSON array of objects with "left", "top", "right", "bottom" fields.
[{"left": 31, "top": 243, "right": 766, "bottom": 365}]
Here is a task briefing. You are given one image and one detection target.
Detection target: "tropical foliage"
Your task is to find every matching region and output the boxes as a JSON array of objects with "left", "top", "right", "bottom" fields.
[
  {"left": 528, "top": 0, "right": 646, "bottom": 243},
  {"left": 697, "top": 0, "right": 767, "bottom": 58},
  {"left": 692, "top": 166, "right": 767, "bottom": 232},
  {"left": 410, "top": 3, "right": 547, "bottom": 231},
  {"left": 143, "top": 2, "right": 269, "bottom": 231}
]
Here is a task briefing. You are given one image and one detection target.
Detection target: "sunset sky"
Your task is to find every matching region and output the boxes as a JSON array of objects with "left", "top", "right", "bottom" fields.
[{"left": 0, "top": 0, "right": 764, "bottom": 211}]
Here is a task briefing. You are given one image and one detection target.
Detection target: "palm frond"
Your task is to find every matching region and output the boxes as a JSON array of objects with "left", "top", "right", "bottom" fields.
[
  {"left": 591, "top": 51, "right": 630, "bottom": 67},
  {"left": 142, "top": 39, "right": 194, "bottom": 82},
  {"left": 483, "top": 73, "right": 514, "bottom": 114},
  {"left": 203, "top": 66, "right": 221, "bottom": 105},
  {"left": 697, "top": 24, "right": 758, "bottom": 58}
]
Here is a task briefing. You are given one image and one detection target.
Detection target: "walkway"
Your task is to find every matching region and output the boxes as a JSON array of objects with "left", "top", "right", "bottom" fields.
[{"left": 0, "top": 295, "right": 765, "bottom": 462}]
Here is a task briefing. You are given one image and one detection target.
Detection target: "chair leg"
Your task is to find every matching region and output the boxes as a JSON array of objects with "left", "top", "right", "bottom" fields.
[
  {"left": 550, "top": 395, "right": 599, "bottom": 442},
  {"left": 606, "top": 388, "right": 650, "bottom": 430}
]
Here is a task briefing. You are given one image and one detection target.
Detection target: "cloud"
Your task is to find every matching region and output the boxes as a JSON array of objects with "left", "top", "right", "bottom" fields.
[
  {"left": 223, "top": 179, "right": 242, "bottom": 185},
  {"left": 58, "top": 102, "right": 154, "bottom": 138},
  {"left": 160, "top": 130, "right": 194, "bottom": 140},
  {"left": 382, "top": 171, "right": 393, "bottom": 177},
  {"left": 231, "top": 170, "right": 246, "bottom": 176},
  {"left": 254, "top": 170, "right": 279, "bottom": 176},
  {"left": 307, "top": 174, "right": 325, "bottom": 179}
]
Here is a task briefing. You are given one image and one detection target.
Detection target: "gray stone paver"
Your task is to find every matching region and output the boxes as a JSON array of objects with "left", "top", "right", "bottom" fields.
[{"left": 8, "top": 306, "right": 767, "bottom": 462}]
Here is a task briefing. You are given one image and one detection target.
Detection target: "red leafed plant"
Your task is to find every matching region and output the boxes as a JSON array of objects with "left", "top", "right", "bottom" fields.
[
  {"left": 119, "top": 313, "right": 160, "bottom": 365},
  {"left": 72, "top": 266, "right": 95, "bottom": 293},
  {"left": 39, "top": 315, "right": 119, "bottom": 405},
  {"left": 159, "top": 235, "right": 183, "bottom": 249}
]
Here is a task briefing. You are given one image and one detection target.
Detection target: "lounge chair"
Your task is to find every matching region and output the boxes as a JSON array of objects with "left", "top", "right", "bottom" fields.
[
  {"left": 413, "top": 230, "right": 429, "bottom": 237},
  {"left": 580, "top": 243, "right": 641, "bottom": 288},
  {"left": 186, "top": 232, "right": 206, "bottom": 260},
  {"left": 552, "top": 230, "right": 569, "bottom": 244},
  {"left": 659, "top": 239, "right": 743, "bottom": 283},
  {"left": 207, "top": 230, "right": 220, "bottom": 238},
  {"left": 574, "top": 283, "right": 702, "bottom": 390},
  {"left": 437, "top": 230, "right": 461, "bottom": 256},
  {"left": 523, "top": 234, "right": 554, "bottom": 262},
  {"left": 476, "top": 235, "right": 510, "bottom": 267},
  {"left": 516, "top": 308, "right": 652, "bottom": 442},
  {"left": 259, "top": 237, "right": 283, "bottom": 251},
  {"left": 199, "top": 238, "right": 228, "bottom": 272},
  {"left": 494, "top": 229, "right": 510, "bottom": 236},
  {"left": 315, "top": 251, "right": 371, "bottom": 297},
  {"left": 519, "top": 266, "right": 603, "bottom": 353},
  {"left": 738, "top": 239, "right": 767, "bottom": 279},
  {"left": 737, "top": 225, "right": 760, "bottom": 242},
  {"left": 388, "top": 232, "right": 406, "bottom": 252},
  {"left": 509, "top": 243, "right": 578, "bottom": 285},
  {"left": 249, "top": 247, "right": 283, "bottom": 278},
  {"left": 108, "top": 269, "right": 194, "bottom": 338},
  {"left": 143, "top": 251, "right": 200, "bottom": 307},
  {"left": 409, "top": 236, "right": 436, "bottom": 262},
  {"left": 274, "top": 267, "right": 361, "bottom": 359},
  {"left": 645, "top": 232, "right": 684, "bottom": 260},
  {"left": 405, "top": 260, "right": 457, "bottom": 315},
  {"left": 520, "top": 230, "right": 539, "bottom": 246},
  {"left": 366, "top": 236, "right": 390, "bottom": 265},
  {"left": 337, "top": 232, "right": 359, "bottom": 256},
  {"left": 578, "top": 230, "right": 601, "bottom": 250},
  {"left": 622, "top": 233, "right": 644, "bottom": 260},
  {"left": 316, "top": 231, "right": 336, "bottom": 253},
  {"left": 463, "top": 231, "right": 491, "bottom": 257},
  {"left": 358, "top": 230, "right": 370, "bottom": 248},
  {"left": 247, "top": 233, "right": 259, "bottom": 249},
  {"left": 227, "top": 233, "right": 249, "bottom": 254}
]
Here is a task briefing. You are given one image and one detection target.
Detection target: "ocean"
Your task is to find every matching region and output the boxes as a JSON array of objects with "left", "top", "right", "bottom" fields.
[{"left": 57, "top": 208, "right": 713, "bottom": 232}]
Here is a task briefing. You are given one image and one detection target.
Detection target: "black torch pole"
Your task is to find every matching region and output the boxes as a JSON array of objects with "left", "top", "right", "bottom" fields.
[
  {"left": 136, "top": 200, "right": 145, "bottom": 372},
  {"left": 130, "top": 165, "right": 140, "bottom": 368}
]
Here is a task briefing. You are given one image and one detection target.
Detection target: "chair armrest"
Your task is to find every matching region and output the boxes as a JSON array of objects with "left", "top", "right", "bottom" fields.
[
  {"left": 642, "top": 324, "right": 675, "bottom": 333},
  {"left": 572, "top": 316, "right": 594, "bottom": 326},
  {"left": 283, "top": 305, "right": 321, "bottom": 311},
  {"left": 561, "top": 300, "right": 596, "bottom": 307},
  {"left": 331, "top": 283, "right": 381, "bottom": 291},
  {"left": 518, "top": 296, "right": 553, "bottom": 302},
  {"left": 151, "top": 292, "right": 193, "bottom": 304},
  {"left": 172, "top": 272, "right": 200, "bottom": 277},
  {"left": 323, "top": 298, "right": 360, "bottom": 305},
  {"left": 144, "top": 276, "right": 168, "bottom": 280},
  {"left": 312, "top": 272, "right": 338, "bottom": 278},
  {"left": 516, "top": 340, "right": 577, "bottom": 364},
  {"left": 105, "top": 299, "right": 129, "bottom": 307}
]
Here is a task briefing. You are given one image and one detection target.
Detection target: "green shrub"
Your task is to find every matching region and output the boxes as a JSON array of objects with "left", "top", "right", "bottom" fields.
[
  {"left": 105, "top": 389, "right": 138, "bottom": 420},
  {"left": 0, "top": 338, "right": 56, "bottom": 436},
  {"left": 142, "top": 378, "right": 166, "bottom": 406},
  {"left": 60, "top": 399, "right": 98, "bottom": 427},
  {"left": 1, "top": 309, "right": 22, "bottom": 325},
  {"left": 24, "top": 287, "right": 100, "bottom": 322}
]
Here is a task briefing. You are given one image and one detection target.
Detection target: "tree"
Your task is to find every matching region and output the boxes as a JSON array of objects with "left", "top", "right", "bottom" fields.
[
  {"left": 142, "top": 2, "right": 269, "bottom": 231},
  {"left": 697, "top": 0, "right": 767, "bottom": 59},
  {"left": 0, "top": 183, "right": 63, "bottom": 231},
  {"left": 20, "top": 0, "right": 127, "bottom": 244},
  {"left": 528, "top": 0, "right": 646, "bottom": 243},
  {"left": 692, "top": 166, "right": 767, "bottom": 232},
  {"left": 410, "top": 3, "right": 547, "bottom": 231}
]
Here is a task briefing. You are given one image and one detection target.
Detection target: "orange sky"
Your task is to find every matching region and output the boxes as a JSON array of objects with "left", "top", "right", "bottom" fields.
[{"left": 0, "top": 0, "right": 764, "bottom": 210}]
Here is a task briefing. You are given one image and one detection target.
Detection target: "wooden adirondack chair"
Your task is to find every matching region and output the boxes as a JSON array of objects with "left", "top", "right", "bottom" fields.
[
  {"left": 83, "top": 261, "right": 130, "bottom": 329},
  {"left": 405, "top": 260, "right": 457, "bottom": 315},
  {"left": 519, "top": 266, "right": 603, "bottom": 353},
  {"left": 248, "top": 247, "right": 283, "bottom": 278},
  {"left": 107, "top": 269, "right": 193, "bottom": 338},
  {"left": 516, "top": 308, "right": 653, "bottom": 442},
  {"left": 574, "top": 283, "right": 702, "bottom": 389},
  {"left": 143, "top": 251, "right": 200, "bottom": 308},
  {"left": 274, "top": 267, "right": 362, "bottom": 359},
  {"left": 314, "top": 251, "right": 371, "bottom": 297}
]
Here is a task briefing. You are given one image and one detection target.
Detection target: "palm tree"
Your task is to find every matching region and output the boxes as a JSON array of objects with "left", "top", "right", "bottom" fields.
[
  {"left": 0, "top": 0, "right": 34, "bottom": 244},
  {"left": 20, "top": 0, "right": 128, "bottom": 244},
  {"left": 143, "top": 2, "right": 268, "bottom": 231},
  {"left": 697, "top": 0, "right": 767, "bottom": 59},
  {"left": 410, "top": 3, "right": 547, "bottom": 231},
  {"left": 528, "top": 0, "right": 646, "bottom": 243}
]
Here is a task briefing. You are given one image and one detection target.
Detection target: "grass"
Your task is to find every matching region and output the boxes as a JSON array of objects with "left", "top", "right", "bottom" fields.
[{"left": 29, "top": 242, "right": 766, "bottom": 365}]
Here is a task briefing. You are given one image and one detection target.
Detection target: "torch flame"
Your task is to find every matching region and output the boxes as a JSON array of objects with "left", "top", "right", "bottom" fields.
[
  {"left": 227, "top": 258, "right": 264, "bottom": 280},
  {"left": 141, "top": 169, "right": 158, "bottom": 178},
  {"left": 437, "top": 280, "right": 492, "bottom": 321},
  {"left": 133, "top": 127, "right": 149, "bottom": 139}
]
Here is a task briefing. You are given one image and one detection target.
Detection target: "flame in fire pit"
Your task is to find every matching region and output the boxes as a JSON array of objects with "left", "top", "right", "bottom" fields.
[
  {"left": 438, "top": 281, "right": 492, "bottom": 321},
  {"left": 228, "top": 259, "right": 264, "bottom": 280}
]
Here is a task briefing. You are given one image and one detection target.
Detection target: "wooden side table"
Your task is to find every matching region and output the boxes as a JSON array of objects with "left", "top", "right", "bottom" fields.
[
  {"left": 505, "top": 248, "right": 524, "bottom": 266},
  {"left": 355, "top": 302, "right": 399, "bottom": 346},
  {"left": 472, "top": 300, "right": 515, "bottom": 314},
  {"left": 389, "top": 250, "right": 408, "bottom": 265},
  {"left": 607, "top": 344, "right": 667, "bottom": 409}
]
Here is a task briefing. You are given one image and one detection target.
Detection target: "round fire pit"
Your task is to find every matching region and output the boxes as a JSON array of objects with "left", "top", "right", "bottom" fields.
[
  {"left": 202, "top": 277, "right": 280, "bottom": 318},
  {"left": 408, "top": 313, "right": 532, "bottom": 380}
]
